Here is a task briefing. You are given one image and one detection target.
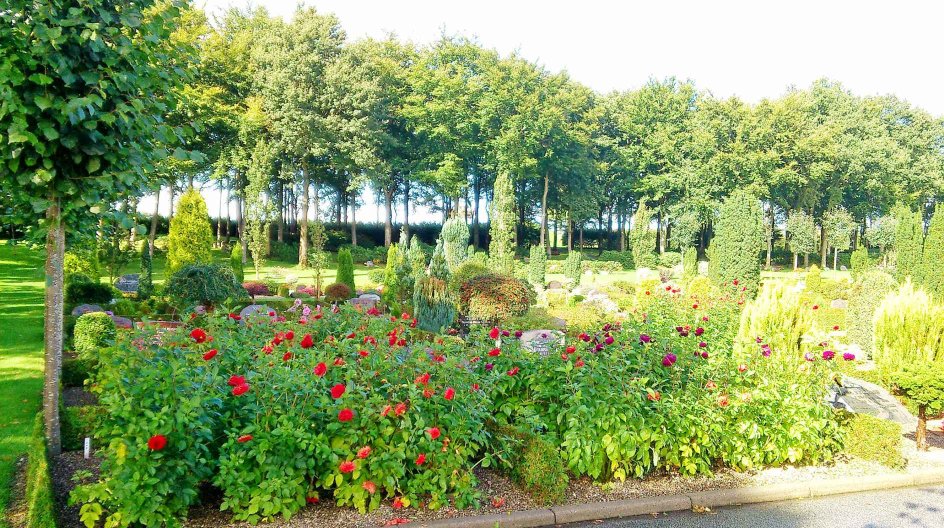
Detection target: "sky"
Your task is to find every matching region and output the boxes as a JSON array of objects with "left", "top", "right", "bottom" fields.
[{"left": 148, "top": 0, "right": 944, "bottom": 221}]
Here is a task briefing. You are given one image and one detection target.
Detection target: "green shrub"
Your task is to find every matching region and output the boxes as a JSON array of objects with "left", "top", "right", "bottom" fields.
[
  {"left": 164, "top": 264, "right": 247, "bottom": 310},
  {"left": 167, "top": 188, "right": 213, "bottom": 274},
  {"left": 449, "top": 260, "right": 489, "bottom": 292},
  {"left": 413, "top": 277, "right": 456, "bottom": 333},
  {"left": 66, "top": 278, "right": 116, "bottom": 305},
  {"left": 873, "top": 280, "right": 944, "bottom": 371},
  {"left": 547, "top": 303, "right": 606, "bottom": 335},
  {"left": 430, "top": 238, "right": 449, "bottom": 281},
  {"left": 459, "top": 274, "right": 535, "bottom": 321},
  {"left": 230, "top": 243, "right": 244, "bottom": 282},
  {"left": 659, "top": 251, "right": 682, "bottom": 268},
  {"left": 528, "top": 245, "right": 547, "bottom": 287},
  {"left": 890, "top": 365, "right": 944, "bottom": 450},
  {"left": 488, "top": 172, "right": 516, "bottom": 275},
  {"left": 682, "top": 247, "right": 697, "bottom": 280},
  {"left": 498, "top": 425, "right": 568, "bottom": 505},
  {"left": 324, "top": 282, "right": 353, "bottom": 302},
  {"left": 64, "top": 249, "right": 100, "bottom": 281},
  {"left": 805, "top": 264, "right": 823, "bottom": 294},
  {"left": 686, "top": 275, "right": 713, "bottom": 300},
  {"left": 441, "top": 217, "right": 470, "bottom": 272},
  {"left": 840, "top": 413, "right": 906, "bottom": 469},
  {"left": 62, "top": 406, "right": 107, "bottom": 452},
  {"left": 74, "top": 312, "right": 117, "bottom": 357},
  {"left": 919, "top": 204, "right": 944, "bottom": 298},
  {"left": 708, "top": 191, "right": 765, "bottom": 298},
  {"left": 367, "top": 268, "right": 386, "bottom": 284},
  {"left": 26, "top": 413, "right": 56, "bottom": 528},
  {"left": 407, "top": 235, "right": 428, "bottom": 280},
  {"left": 504, "top": 307, "right": 561, "bottom": 331},
  {"left": 847, "top": 270, "right": 897, "bottom": 358},
  {"left": 335, "top": 248, "right": 356, "bottom": 294},
  {"left": 849, "top": 246, "right": 873, "bottom": 281},
  {"left": 630, "top": 203, "right": 658, "bottom": 269},
  {"left": 138, "top": 244, "right": 153, "bottom": 299},
  {"left": 563, "top": 251, "right": 582, "bottom": 287},
  {"left": 381, "top": 245, "right": 401, "bottom": 308},
  {"left": 893, "top": 204, "right": 923, "bottom": 282},
  {"left": 736, "top": 282, "right": 811, "bottom": 361},
  {"left": 63, "top": 357, "right": 92, "bottom": 387},
  {"left": 598, "top": 250, "right": 634, "bottom": 269}
]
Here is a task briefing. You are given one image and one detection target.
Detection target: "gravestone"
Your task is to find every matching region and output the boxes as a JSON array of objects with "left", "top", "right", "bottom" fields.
[
  {"left": 115, "top": 274, "right": 139, "bottom": 294},
  {"left": 240, "top": 304, "right": 272, "bottom": 320},
  {"left": 359, "top": 293, "right": 381, "bottom": 302},
  {"left": 349, "top": 297, "right": 377, "bottom": 310},
  {"left": 547, "top": 280, "right": 563, "bottom": 290},
  {"left": 697, "top": 261, "right": 709, "bottom": 275},
  {"left": 111, "top": 316, "right": 133, "bottom": 329},
  {"left": 830, "top": 299, "right": 849, "bottom": 309},
  {"left": 71, "top": 304, "right": 104, "bottom": 317},
  {"left": 519, "top": 329, "right": 564, "bottom": 357}
]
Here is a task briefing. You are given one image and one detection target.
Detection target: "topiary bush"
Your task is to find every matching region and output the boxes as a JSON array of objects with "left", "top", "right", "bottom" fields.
[
  {"left": 413, "top": 277, "right": 456, "bottom": 333},
  {"left": 682, "top": 247, "right": 697, "bottom": 280},
  {"left": 708, "top": 191, "right": 765, "bottom": 298},
  {"left": 893, "top": 204, "right": 923, "bottom": 282},
  {"left": 138, "top": 243, "right": 153, "bottom": 300},
  {"left": 919, "top": 204, "right": 944, "bottom": 298},
  {"left": 849, "top": 246, "right": 873, "bottom": 281},
  {"left": 459, "top": 274, "right": 535, "bottom": 322},
  {"left": 230, "top": 244, "right": 244, "bottom": 283},
  {"left": 429, "top": 239, "right": 449, "bottom": 281},
  {"left": 335, "top": 248, "right": 356, "bottom": 294},
  {"left": 441, "top": 217, "right": 469, "bottom": 272},
  {"left": 805, "top": 264, "right": 823, "bottom": 294},
  {"left": 242, "top": 281, "right": 271, "bottom": 298},
  {"left": 74, "top": 312, "right": 117, "bottom": 357},
  {"left": 630, "top": 203, "right": 658, "bottom": 269},
  {"left": 847, "top": 270, "right": 897, "bottom": 358},
  {"left": 528, "top": 245, "right": 547, "bottom": 287},
  {"left": 488, "top": 172, "right": 516, "bottom": 275},
  {"left": 598, "top": 250, "right": 634, "bottom": 269},
  {"left": 449, "top": 260, "right": 489, "bottom": 292},
  {"left": 164, "top": 264, "right": 247, "bottom": 310},
  {"left": 658, "top": 251, "right": 682, "bottom": 268},
  {"left": 167, "top": 188, "right": 213, "bottom": 274},
  {"left": 64, "top": 249, "right": 100, "bottom": 282},
  {"left": 66, "top": 276, "right": 116, "bottom": 305},
  {"left": 840, "top": 413, "right": 906, "bottom": 469},
  {"left": 563, "top": 251, "right": 582, "bottom": 287},
  {"left": 890, "top": 365, "right": 944, "bottom": 451},
  {"left": 324, "top": 282, "right": 353, "bottom": 302}
]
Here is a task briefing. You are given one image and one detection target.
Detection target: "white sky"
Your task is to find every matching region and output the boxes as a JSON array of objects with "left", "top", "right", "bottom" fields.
[{"left": 147, "top": 0, "right": 944, "bottom": 222}]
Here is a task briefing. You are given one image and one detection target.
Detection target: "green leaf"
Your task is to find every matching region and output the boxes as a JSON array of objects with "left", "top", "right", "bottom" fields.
[
  {"left": 28, "top": 73, "right": 53, "bottom": 85},
  {"left": 87, "top": 157, "right": 101, "bottom": 173},
  {"left": 34, "top": 95, "right": 53, "bottom": 110},
  {"left": 172, "top": 147, "right": 189, "bottom": 161}
]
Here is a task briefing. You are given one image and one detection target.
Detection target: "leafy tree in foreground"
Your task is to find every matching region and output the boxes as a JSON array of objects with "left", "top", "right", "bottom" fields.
[
  {"left": 168, "top": 188, "right": 214, "bottom": 274},
  {"left": 709, "top": 191, "right": 765, "bottom": 298},
  {"left": 0, "top": 0, "right": 194, "bottom": 453}
]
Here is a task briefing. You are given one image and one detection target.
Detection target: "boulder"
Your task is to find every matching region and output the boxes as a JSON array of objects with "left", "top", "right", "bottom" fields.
[
  {"left": 359, "top": 293, "right": 381, "bottom": 302},
  {"left": 547, "top": 280, "right": 564, "bottom": 290},
  {"left": 240, "top": 304, "right": 272, "bottom": 320},
  {"left": 111, "top": 316, "right": 133, "bottom": 329},
  {"left": 830, "top": 298, "right": 849, "bottom": 309},
  {"left": 71, "top": 304, "right": 104, "bottom": 317},
  {"left": 519, "top": 329, "right": 565, "bottom": 357}
]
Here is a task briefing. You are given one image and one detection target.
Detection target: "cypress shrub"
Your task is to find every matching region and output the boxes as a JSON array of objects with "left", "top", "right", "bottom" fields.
[
  {"left": 847, "top": 270, "right": 897, "bottom": 359},
  {"left": 735, "top": 282, "right": 812, "bottom": 362},
  {"left": 488, "top": 172, "right": 516, "bottom": 275},
  {"left": 630, "top": 203, "right": 658, "bottom": 269},
  {"left": 164, "top": 264, "right": 247, "bottom": 310},
  {"left": 805, "top": 264, "right": 823, "bottom": 294},
  {"left": 74, "top": 312, "right": 117, "bottom": 357},
  {"left": 893, "top": 205, "right": 923, "bottom": 282},
  {"left": 919, "top": 204, "right": 944, "bottom": 298},
  {"left": 408, "top": 235, "right": 428, "bottom": 281},
  {"left": 413, "top": 277, "right": 456, "bottom": 333},
  {"left": 381, "top": 245, "right": 400, "bottom": 309},
  {"left": 335, "top": 247, "right": 356, "bottom": 294},
  {"left": 528, "top": 245, "right": 547, "bottom": 287},
  {"left": 230, "top": 243, "right": 244, "bottom": 282},
  {"left": 138, "top": 244, "right": 153, "bottom": 299},
  {"left": 849, "top": 246, "right": 873, "bottom": 281},
  {"left": 709, "top": 191, "right": 765, "bottom": 298},
  {"left": 441, "top": 217, "right": 469, "bottom": 272},
  {"left": 167, "top": 188, "right": 213, "bottom": 274},
  {"left": 682, "top": 246, "right": 697, "bottom": 281},
  {"left": 563, "top": 251, "right": 582, "bottom": 287},
  {"left": 873, "top": 280, "right": 944, "bottom": 371},
  {"left": 429, "top": 239, "right": 449, "bottom": 281}
]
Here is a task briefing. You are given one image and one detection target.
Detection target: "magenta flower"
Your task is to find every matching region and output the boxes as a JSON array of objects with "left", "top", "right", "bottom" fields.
[
  {"left": 639, "top": 334, "right": 651, "bottom": 344},
  {"left": 662, "top": 353, "right": 677, "bottom": 367},
  {"left": 698, "top": 341, "right": 707, "bottom": 348},
  {"left": 604, "top": 335, "right": 614, "bottom": 345},
  {"left": 843, "top": 352, "right": 855, "bottom": 361},
  {"left": 822, "top": 350, "right": 835, "bottom": 361},
  {"left": 694, "top": 327, "right": 704, "bottom": 336}
]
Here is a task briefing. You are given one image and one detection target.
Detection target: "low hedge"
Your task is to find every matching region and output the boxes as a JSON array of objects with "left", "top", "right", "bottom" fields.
[
  {"left": 840, "top": 412, "right": 906, "bottom": 469},
  {"left": 25, "top": 413, "right": 57, "bottom": 528},
  {"left": 62, "top": 406, "right": 107, "bottom": 452}
]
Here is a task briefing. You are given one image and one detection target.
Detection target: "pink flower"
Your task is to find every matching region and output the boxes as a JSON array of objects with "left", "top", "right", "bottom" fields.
[
  {"left": 604, "top": 335, "right": 614, "bottom": 345},
  {"left": 822, "top": 350, "right": 835, "bottom": 361},
  {"left": 639, "top": 334, "right": 651, "bottom": 343},
  {"left": 804, "top": 353, "right": 815, "bottom": 362},
  {"left": 694, "top": 327, "right": 704, "bottom": 336},
  {"left": 662, "top": 353, "right": 677, "bottom": 367},
  {"left": 843, "top": 352, "right": 855, "bottom": 361}
]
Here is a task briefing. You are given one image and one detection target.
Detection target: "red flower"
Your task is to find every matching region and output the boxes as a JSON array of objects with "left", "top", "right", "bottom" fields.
[
  {"left": 444, "top": 387, "right": 455, "bottom": 401},
  {"left": 427, "top": 427, "right": 441, "bottom": 440},
  {"left": 338, "top": 408, "right": 354, "bottom": 422},
  {"left": 394, "top": 402, "right": 407, "bottom": 416},
  {"left": 300, "top": 334, "right": 314, "bottom": 348},
  {"left": 357, "top": 446, "right": 372, "bottom": 459},
  {"left": 232, "top": 383, "right": 249, "bottom": 396},
  {"left": 190, "top": 328, "right": 207, "bottom": 343},
  {"left": 647, "top": 391, "right": 661, "bottom": 402},
  {"left": 381, "top": 405, "right": 392, "bottom": 417},
  {"left": 489, "top": 327, "right": 500, "bottom": 339},
  {"left": 415, "top": 453, "right": 426, "bottom": 465},
  {"left": 507, "top": 366, "right": 520, "bottom": 376},
  {"left": 574, "top": 358, "right": 585, "bottom": 368},
  {"left": 262, "top": 345, "right": 273, "bottom": 354},
  {"left": 738, "top": 364, "right": 748, "bottom": 373},
  {"left": 812, "top": 304, "right": 819, "bottom": 310},
  {"left": 202, "top": 349, "right": 218, "bottom": 361},
  {"left": 331, "top": 384, "right": 346, "bottom": 399},
  {"left": 285, "top": 330, "right": 295, "bottom": 340},
  {"left": 832, "top": 325, "right": 840, "bottom": 331},
  {"left": 362, "top": 480, "right": 377, "bottom": 494},
  {"left": 358, "top": 349, "right": 369, "bottom": 357},
  {"left": 565, "top": 345, "right": 576, "bottom": 354},
  {"left": 423, "top": 387, "right": 434, "bottom": 398},
  {"left": 718, "top": 395, "right": 730, "bottom": 407},
  {"left": 471, "top": 383, "right": 480, "bottom": 391},
  {"left": 339, "top": 460, "right": 356, "bottom": 473},
  {"left": 228, "top": 375, "right": 246, "bottom": 387},
  {"left": 306, "top": 495, "right": 319, "bottom": 504},
  {"left": 392, "top": 496, "right": 405, "bottom": 509},
  {"left": 147, "top": 434, "right": 167, "bottom": 451},
  {"left": 487, "top": 348, "right": 501, "bottom": 357},
  {"left": 705, "top": 380, "right": 717, "bottom": 390},
  {"left": 334, "top": 357, "right": 346, "bottom": 366},
  {"left": 237, "top": 434, "right": 253, "bottom": 443},
  {"left": 415, "top": 372, "right": 431, "bottom": 385},
  {"left": 397, "top": 338, "right": 406, "bottom": 347},
  {"left": 314, "top": 362, "right": 327, "bottom": 377},
  {"left": 282, "top": 352, "right": 293, "bottom": 361}
]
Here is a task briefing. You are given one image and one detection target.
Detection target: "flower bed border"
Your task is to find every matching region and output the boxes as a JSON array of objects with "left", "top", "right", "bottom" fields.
[{"left": 415, "top": 468, "right": 944, "bottom": 527}]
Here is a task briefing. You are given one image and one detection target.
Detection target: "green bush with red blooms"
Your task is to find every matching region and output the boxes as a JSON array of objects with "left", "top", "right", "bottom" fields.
[{"left": 74, "top": 285, "right": 847, "bottom": 525}]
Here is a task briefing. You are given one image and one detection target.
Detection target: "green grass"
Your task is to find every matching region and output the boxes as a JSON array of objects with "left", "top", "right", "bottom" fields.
[{"left": 0, "top": 242, "right": 46, "bottom": 524}]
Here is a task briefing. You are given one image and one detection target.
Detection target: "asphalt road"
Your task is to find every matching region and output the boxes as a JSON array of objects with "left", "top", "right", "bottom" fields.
[{"left": 562, "top": 486, "right": 944, "bottom": 528}]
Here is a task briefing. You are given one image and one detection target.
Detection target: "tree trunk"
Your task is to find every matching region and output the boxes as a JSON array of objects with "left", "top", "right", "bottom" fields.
[
  {"left": 655, "top": 211, "right": 662, "bottom": 253},
  {"left": 350, "top": 194, "right": 358, "bottom": 247},
  {"left": 804, "top": 253, "right": 809, "bottom": 268},
  {"left": 44, "top": 199, "right": 65, "bottom": 455},
  {"left": 793, "top": 252, "right": 798, "bottom": 271},
  {"left": 833, "top": 247, "right": 838, "bottom": 270},
  {"left": 567, "top": 214, "right": 574, "bottom": 252},
  {"left": 540, "top": 170, "right": 550, "bottom": 255},
  {"left": 277, "top": 181, "right": 284, "bottom": 243},
  {"left": 619, "top": 206, "right": 626, "bottom": 251},
  {"left": 168, "top": 184, "right": 175, "bottom": 222},
  {"left": 402, "top": 180, "right": 411, "bottom": 241},
  {"left": 472, "top": 177, "right": 481, "bottom": 248},
  {"left": 597, "top": 210, "right": 605, "bottom": 253},
  {"left": 240, "top": 197, "right": 248, "bottom": 264},
  {"left": 916, "top": 405, "right": 928, "bottom": 451},
  {"left": 299, "top": 167, "right": 310, "bottom": 267},
  {"left": 579, "top": 224, "right": 584, "bottom": 250},
  {"left": 819, "top": 225, "right": 828, "bottom": 267},
  {"left": 224, "top": 180, "right": 231, "bottom": 247},
  {"left": 766, "top": 204, "right": 774, "bottom": 269},
  {"left": 148, "top": 188, "right": 160, "bottom": 257},
  {"left": 216, "top": 181, "right": 224, "bottom": 247},
  {"left": 384, "top": 186, "right": 393, "bottom": 247}
]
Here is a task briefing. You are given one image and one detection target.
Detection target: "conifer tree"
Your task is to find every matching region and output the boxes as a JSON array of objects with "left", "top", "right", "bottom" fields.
[
  {"left": 167, "top": 188, "right": 213, "bottom": 274},
  {"left": 709, "top": 191, "right": 765, "bottom": 298}
]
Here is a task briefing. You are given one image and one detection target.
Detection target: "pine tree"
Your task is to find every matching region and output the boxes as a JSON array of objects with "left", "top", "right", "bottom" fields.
[
  {"left": 919, "top": 205, "right": 944, "bottom": 298},
  {"left": 408, "top": 235, "right": 427, "bottom": 281},
  {"left": 441, "top": 217, "right": 469, "bottom": 272},
  {"left": 488, "top": 172, "right": 516, "bottom": 274},
  {"left": 167, "top": 188, "right": 213, "bottom": 274},
  {"left": 430, "top": 238, "right": 449, "bottom": 281},
  {"left": 528, "top": 244, "right": 547, "bottom": 286},
  {"left": 230, "top": 243, "right": 244, "bottom": 283},
  {"left": 708, "top": 191, "right": 765, "bottom": 298},
  {"left": 893, "top": 204, "right": 923, "bottom": 282},
  {"left": 630, "top": 202, "right": 658, "bottom": 269},
  {"left": 138, "top": 243, "right": 153, "bottom": 300},
  {"left": 336, "top": 248, "right": 356, "bottom": 294}
]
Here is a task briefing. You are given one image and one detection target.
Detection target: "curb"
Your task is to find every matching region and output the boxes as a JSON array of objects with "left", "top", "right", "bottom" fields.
[{"left": 413, "top": 468, "right": 944, "bottom": 527}]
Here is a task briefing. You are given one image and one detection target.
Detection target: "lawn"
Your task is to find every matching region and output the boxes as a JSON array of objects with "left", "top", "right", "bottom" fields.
[{"left": 0, "top": 242, "right": 45, "bottom": 524}]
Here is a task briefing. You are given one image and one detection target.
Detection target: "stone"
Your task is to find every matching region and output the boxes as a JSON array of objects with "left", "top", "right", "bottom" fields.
[
  {"left": 240, "top": 304, "right": 272, "bottom": 320},
  {"left": 349, "top": 297, "right": 377, "bottom": 310},
  {"left": 519, "top": 329, "right": 564, "bottom": 357},
  {"left": 697, "top": 261, "right": 709, "bottom": 275},
  {"left": 547, "top": 280, "right": 563, "bottom": 290},
  {"left": 114, "top": 274, "right": 139, "bottom": 294},
  {"left": 111, "top": 316, "right": 133, "bottom": 329},
  {"left": 358, "top": 293, "right": 381, "bottom": 302},
  {"left": 830, "top": 299, "right": 848, "bottom": 309},
  {"left": 71, "top": 304, "right": 104, "bottom": 317},
  {"left": 840, "top": 265, "right": 848, "bottom": 271}
]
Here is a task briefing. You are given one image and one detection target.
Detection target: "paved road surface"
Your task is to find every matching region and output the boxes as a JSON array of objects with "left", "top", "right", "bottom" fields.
[{"left": 563, "top": 486, "right": 944, "bottom": 528}]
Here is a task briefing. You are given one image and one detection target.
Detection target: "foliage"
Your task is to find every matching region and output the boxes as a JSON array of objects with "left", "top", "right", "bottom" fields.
[
  {"left": 709, "top": 191, "right": 765, "bottom": 298},
  {"left": 164, "top": 264, "right": 247, "bottom": 310},
  {"left": 849, "top": 246, "right": 873, "bottom": 281},
  {"left": 324, "top": 282, "right": 353, "bottom": 302},
  {"left": 658, "top": 251, "right": 682, "bottom": 268},
  {"left": 407, "top": 235, "right": 428, "bottom": 280},
  {"left": 890, "top": 364, "right": 944, "bottom": 450},
  {"left": 630, "top": 203, "right": 658, "bottom": 269},
  {"left": 441, "top": 217, "right": 469, "bottom": 272},
  {"left": 919, "top": 204, "right": 944, "bottom": 298},
  {"left": 62, "top": 405, "right": 106, "bottom": 452},
  {"left": 429, "top": 239, "right": 449, "bottom": 281},
  {"left": 840, "top": 413, "right": 906, "bottom": 469},
  {"left": 823, "top": 207, "right": 856, "bottom": 254},
  {"left": 528, "top": 245, "right": 547, "bottom": 287},
  {"left": 488, "top": 172, "right": 516, "bottom": 274},
  {"left": 74, "top": 312, "right": 117, "bottom": 357},
  {"left": 893, "top": 205, "right": 924, "bottom": 282},
  {"left": 139, "top": 244, "right": 153, "bottom": 300},
  {"left": 65, "top": 276, "right": 115, "bottom": 306},
  {"left": 26, "top": 414, "right": 56, "bottom": 528},
  {"left": 682, "top": 247, "right": 698, "bottom": 281},
  {"left": 597, "top": 251, "right": 634, "bottom": 269},
  {"left": 786, "top": 211, "right": 818, "bottom": 264},
  {"left": 736, "top": 283, "right": 812, "bottom": 362},
  {"left": 230, "top": 244, "right": 244, "bottom": 283},
  {"left": 242, "top": 282, "right": 271, "bottom": 298},
  {"left": 64, "top": 250, "right": 100, "bottom": 282},
  {"left": 563, "top": 251, "right": 582, "bottom": 287},
  {"left": 459, "top": 274, "right": 535, "bottom": 321},
  {"left": 847, "top": 270, "right": 897, "bottom": 358},
  {"left": 168, "top": 189, "right": 214, "bottom": 274},
  {"left": 865, "top": 215, "right": 898, "bottom": 253},
  {"left": 96, "top": 215, "right": 138, "bottom": 285},
  {"left": 449, "top": 261, "right": 490, "bottom": 292},
  {"left": 381, "top": 245, "right": 401, "bottom": 309},
  {"left": 307, "top": 221, "right": 329, "bottom": 295},
  {"left": 873, "top": 280, "right": 944, "bottom": 371},
  {"left": 414, "top": 277, "right": 457, "bottom": 333},
  {"left": 335, "top": 248, "right": 357, "bottom": 294},
  {"left": 805, "top": 265, "right": 823, "bottom": 294},
  {"left": 498, "top": 425, "right": 568, "bottom": 505}
]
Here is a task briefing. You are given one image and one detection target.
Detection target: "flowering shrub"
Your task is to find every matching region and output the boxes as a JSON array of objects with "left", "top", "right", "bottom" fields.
[
  {"left": 242, "top": 281, "right": 271, "bottom": 297},
  {"left": 324, "top": 282, "right": 353, "bottom": 302},
  {"left": 458, "top": 274, "right": 535, "bottom": 322}
]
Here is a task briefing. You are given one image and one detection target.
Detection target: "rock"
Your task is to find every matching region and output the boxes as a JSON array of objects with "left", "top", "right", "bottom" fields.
[
  {"left": 114, "top": 274, "right": 139, "bottom": 294},
  {"left": 71, "top": 304, "right": 104, "bottom": 317},
  {"left": 840, "top": 265, "right": 848, "bottom": 271},
  {"left": 697, "top": 261, "right": 709, "bottom": 275},
  {"left": 348, "top": 297, "right": 377, "bottom": 310},
  {"left": 547, "top": 280, "right": 564, "bottom": 290},
  {"left": 240, "top": 304, "right": 272, "bottom": 320},
  {"left": 519, "top": 329, "right": 565, "bottom": 357},
  {"left": 111, "top": 316, "right": 133, "bottom": 329},
  {"left": 830, "top": 299, "right": 848, "bottom": 309},
  {"left": 359, "top": 293, "right": 381, "bottom": 302}
]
